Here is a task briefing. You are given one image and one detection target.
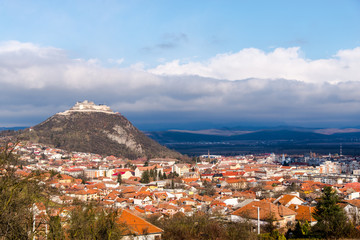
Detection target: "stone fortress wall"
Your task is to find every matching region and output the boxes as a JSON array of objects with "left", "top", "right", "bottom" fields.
[{"left": 58, "top": 100, "right": 117, "bottom": 115}]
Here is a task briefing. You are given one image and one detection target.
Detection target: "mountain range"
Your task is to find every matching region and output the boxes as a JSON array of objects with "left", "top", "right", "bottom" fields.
[{"left": 146, "top": 126, "right": 360, "bottom": 155}]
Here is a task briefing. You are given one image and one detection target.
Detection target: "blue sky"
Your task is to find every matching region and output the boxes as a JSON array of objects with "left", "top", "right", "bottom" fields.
[
  {"left": 1, "top": 1, "right": 359, "bottom": 64},
  {"left": 0, "top": 1, "right": 360, "bottom": 129}
]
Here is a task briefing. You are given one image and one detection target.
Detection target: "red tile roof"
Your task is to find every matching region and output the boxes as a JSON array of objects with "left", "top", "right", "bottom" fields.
[
  {"left": 232, "top": 200, "right": 296, "bottom": 221},
  {"left": 288, "top": 204, "right": 316, "bottom": 222},
  {"left": 117, "top": 209, "right": 163, "bottom": 235}
]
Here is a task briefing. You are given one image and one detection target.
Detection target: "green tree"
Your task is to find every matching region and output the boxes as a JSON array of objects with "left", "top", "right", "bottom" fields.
[
  {"left": 117, "top": 173, "right": 122, "bottom": 185},
  {"left": 293, "top": 220, "right": 311, "bottom": 238},
  {"left": 259, "top": 230, "right": 286, "bottom": 240},
  {"left": 140, "top": 170, "right": 150, "bottom": 183},
  {"left": 150, "top": 169, "right": 155, "bottom": 179},
  {"left": 158, "top": 171, "right": 163, "bottom": 180},
  {"left": 312, "top": 186, "right": 354, "bottom": 239}
]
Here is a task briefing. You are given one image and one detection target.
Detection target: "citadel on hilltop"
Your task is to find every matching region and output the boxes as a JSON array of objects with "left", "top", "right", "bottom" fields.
[{"left": 58, "top": 100, "right": 117, "bottom": 115}]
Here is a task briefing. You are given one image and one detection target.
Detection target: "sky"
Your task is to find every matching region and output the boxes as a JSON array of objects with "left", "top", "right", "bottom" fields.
[{"left": 0, "top": 0, "right": 360, "bottom": 130}]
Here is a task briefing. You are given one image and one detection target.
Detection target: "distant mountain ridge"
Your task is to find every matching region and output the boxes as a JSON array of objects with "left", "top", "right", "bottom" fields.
[
  {"left": 18, "top": 101, "right": 182, "bottom": 159},
  {"left": 147, "top": 127, "right": 360, "bottom": 155},
  {"left": 147, "top": 127, "right": 360, "bottom": 145},
  {"left": 161, "top": 126, "right": 360, "bottom": 138}
]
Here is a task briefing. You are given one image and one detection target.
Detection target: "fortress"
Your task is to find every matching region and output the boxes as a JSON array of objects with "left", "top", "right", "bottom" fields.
[{"left": 58, "top": 100, "right": 117, "bottom": 115}]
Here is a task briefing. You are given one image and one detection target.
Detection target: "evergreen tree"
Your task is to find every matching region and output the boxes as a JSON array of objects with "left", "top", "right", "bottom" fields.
[
  {"left": 150, "top": 169, "right": 155, "bottom": 179},
  {"left": 117, "top": 173, "right": 122, "bottom": 185},
  {"left": 140, "top": 170, "right": 150, "bottom": 183},
  {"left": 293, "top": 221, "right": 311, "bottom": 238},
  {"left": 158, "top": 171, "right": 163, "bottom": 180},
  {"left": 312, "top": 186, "right": 354, "bottom": 239}
]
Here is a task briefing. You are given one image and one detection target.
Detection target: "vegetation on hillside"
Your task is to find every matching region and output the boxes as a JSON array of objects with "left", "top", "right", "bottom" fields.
[{"left": 19, "top": 112, "right": 182, "bottom": 159}]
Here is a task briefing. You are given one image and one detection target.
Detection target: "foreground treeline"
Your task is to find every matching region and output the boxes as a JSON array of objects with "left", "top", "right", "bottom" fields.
[{"left": 148, "top": 213, "right": 259, "bottom": 240}]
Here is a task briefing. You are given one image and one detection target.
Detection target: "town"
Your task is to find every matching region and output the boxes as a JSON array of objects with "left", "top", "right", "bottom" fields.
[{"left": 5, "top": 141, "right": 360, "bottom": 239}]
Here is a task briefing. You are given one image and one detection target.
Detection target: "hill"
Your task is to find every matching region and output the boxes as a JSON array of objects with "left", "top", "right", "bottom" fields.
[{"left": 19, "top": 101, "right": 182, "bottom": 159}]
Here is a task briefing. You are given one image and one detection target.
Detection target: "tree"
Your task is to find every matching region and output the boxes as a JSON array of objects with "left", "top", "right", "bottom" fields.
[
  {"left": 47, "top": 215, "right": 65, "bottom": 240},
  {"left": 201, "top": 181, "right": 215, "bottom": 196},
  {"left": 312, "top": 186, "right": 355, "bottom": 239},
  {"left": 0, "top": 141, "right": 47, "bottom": 239},
  {"left": 292, "top": 220, "right": 311, "bottom": 238},
  {"left": 155, "top": 212, "right": 257, "bottom": 240},
  {"left": 79, "top": 171, "right": 89, "bottom": 185},
  {"left": 149, "top": 169, "right": 154, "bottom": 179},
  {"left": 67, "top": 203, "right": 125, "bottom": 239},
  {"left": 259, "top": 230, "right": 286, "bottom": 240},
  {"left": 140, "top": 170, "right": 150, "bottom": 183},
  {"left": 168, "top": 172, "right": 179, "bottom": 179},
  {"left": 117, "top": 173, "right": 122, "bottom": 185},
  {"left": 158, "top": 171, "right": 163, "bottom": 180}
]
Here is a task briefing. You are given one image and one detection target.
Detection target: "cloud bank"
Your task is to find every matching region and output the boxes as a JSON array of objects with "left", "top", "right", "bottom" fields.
[
  {"left": 149, "top": 47, "right": 360, "bottom": 83},
  {"left": 1, "top": 41, "right": 360, "bottom": 128}
]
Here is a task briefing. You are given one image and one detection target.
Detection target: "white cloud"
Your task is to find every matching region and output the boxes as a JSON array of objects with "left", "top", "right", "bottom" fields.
[
  {"left": 149, "top": 47, "right": 360, "bottom": 83},
  {"left": 1, "top": 41, "right": 360, "bottom": 127}
]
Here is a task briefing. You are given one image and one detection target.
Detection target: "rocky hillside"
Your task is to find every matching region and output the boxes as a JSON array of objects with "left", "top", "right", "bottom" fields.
[{"left": 19, "top": 101, "right": 182, "bottom": 159}]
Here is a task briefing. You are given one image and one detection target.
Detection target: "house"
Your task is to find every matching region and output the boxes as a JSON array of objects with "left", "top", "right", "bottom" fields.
[
  {"left": 84, "top": 169, "right": 106, "bottom": 179},
  {"left": 73, "top": 189, "right": 100, "bottom": 201},
  {"left": 288, "top": 204, "right": 317, "bottom": 226},
  {"left": 64, "top": 168, "right": 84, "bottom": 177},
  {"left": 135, "top": 165, "right": 163, "bottom": 178},
  {"left": 149, "top": 158, "right": 177, "bottom": 166},
  {"left": 224, "top": 178, "right": 247, "bottom": 189},
  {"left": 117, "top": 209, "right": 163, "bottom": 240},
  {"left": 172, "top": 164, "right": 190, "bottom": 176},
  {"left": 231, "top": 199, "right": 297, "bottom": 229},
  {"left": 273, "top": 194, "right": 305, "bottom": 207},
  {"left": 134, "top": 194, "right": 153, "bottom": 207},
  {"left": 110, "top": 168, "right": 134, "bottom": 180},
  {"left": 343, "top": 199, "right": 360, "bottom": 224}
]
